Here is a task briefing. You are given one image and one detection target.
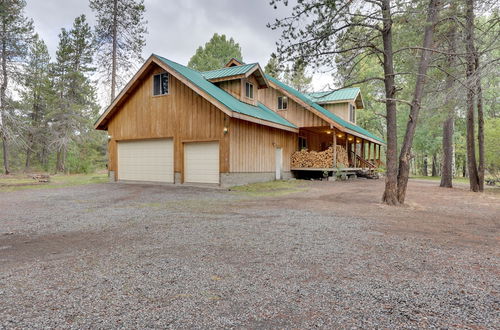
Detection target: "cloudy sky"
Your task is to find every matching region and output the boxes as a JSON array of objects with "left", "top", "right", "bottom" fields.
[{"left": 25, "top": 0, "right": 332, "bottom": 96}]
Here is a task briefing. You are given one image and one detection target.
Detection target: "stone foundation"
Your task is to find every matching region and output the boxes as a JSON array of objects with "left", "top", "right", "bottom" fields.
[{"left": 221, "top": 171, "right": 294, "bottom": 187}]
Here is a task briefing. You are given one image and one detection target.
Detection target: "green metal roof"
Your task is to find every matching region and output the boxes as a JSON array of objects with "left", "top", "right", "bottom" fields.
[
  {"left": 201, "top": 63, "right": 257, "bottom": 80},
  {"left": 266, "top": 75, "right": 384, "bottom": 144},
  {"left": 154, "top": 55, "right": 296, "bottom": 129},
  {"left": 307, "top": 88, "right": 360, "bottom": 103}
]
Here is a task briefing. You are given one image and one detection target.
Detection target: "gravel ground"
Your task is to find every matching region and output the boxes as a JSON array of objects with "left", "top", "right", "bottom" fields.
[{"left": 0, "top": 181, "right": 498, "bottom": 328}]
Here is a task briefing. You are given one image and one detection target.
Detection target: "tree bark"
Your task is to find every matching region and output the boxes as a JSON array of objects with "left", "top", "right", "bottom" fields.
[
  {"left": 396, "top": 0, "right": 441, "bottom": 204},
  {"left": 475, "top": 57, "right": 484, "bottom": 192},
  {"left": 423, "top": 155, "right": 428, "bottom": 176},
  {"left": 432, "top": 154, "right": 437, "bottom": 176},
  {"left": 110, "top": 0, "right": 118, "bottom": 101},
  {"left": 440, "top": 11, "right": 457, "bottom": 188},
  {"left": 0, "top": 21, "right": 10, "bottom": 175},
  {"left": 465, "top": 0, "right": 480, "bottom": 192},
  {"left": 380, "top": 0, "right": 399, "bottom": 205}
]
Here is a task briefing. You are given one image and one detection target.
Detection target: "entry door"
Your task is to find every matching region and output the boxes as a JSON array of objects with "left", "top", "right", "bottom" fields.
[{"left": 275, "top": 147, "right": 283, "bottom": 180}]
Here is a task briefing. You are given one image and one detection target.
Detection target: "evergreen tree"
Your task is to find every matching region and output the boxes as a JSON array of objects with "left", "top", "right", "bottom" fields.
[
  {"left": 264, "top": 53, "right": 282, "bottom": 78},
  {"left": 0, "top": 0, "right": 33, "bottom": 174},
  {"left": 188, "top": 33, "right": 243, "bottom": 71},
  {"left": 20, "top": 33, "right": 51, "bottom": 170},
  {"left": 49, "top": 15, "right": 98, "bottom": 173},
  {"left": 90, "top": 0, "right": 147, "bottom": 102},
  {"left": 283, "top": 59, "right": 312, "bottom": 93}
]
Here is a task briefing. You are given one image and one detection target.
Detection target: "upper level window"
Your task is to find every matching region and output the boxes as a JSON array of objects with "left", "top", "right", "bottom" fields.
[
  {"left": 277, "top": 96, "right": 288, "bottom": 110},
  {"left": 245, "top": 82, "right": 254, "bottom": 99},
  {"left": 153, "top": 72, "right": 169, "bottom": 96},
  {"left": 349, "top": 103, "right": 356, "bottom": 122}
]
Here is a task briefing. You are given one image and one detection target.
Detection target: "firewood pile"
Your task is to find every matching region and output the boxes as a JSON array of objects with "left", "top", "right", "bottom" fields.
[{"left": 291, "top": 146, "right": 348, "bottom": 168}]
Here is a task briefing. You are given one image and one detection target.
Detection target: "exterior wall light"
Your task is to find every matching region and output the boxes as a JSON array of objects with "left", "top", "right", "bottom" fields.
[
  {"left": 223, "top": 127, "right": 228, "bottom": 134},
  {"left": 107, "top": 134, "right": 112, "bottom": 140}
]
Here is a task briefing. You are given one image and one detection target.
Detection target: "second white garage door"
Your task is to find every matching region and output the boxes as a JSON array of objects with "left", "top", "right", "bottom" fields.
[
  {"left": 117, "top": 139, "right": 174, "bottom": 183},
  {"left": 184, "top": 141, "right": 219, "bottom": 184}
]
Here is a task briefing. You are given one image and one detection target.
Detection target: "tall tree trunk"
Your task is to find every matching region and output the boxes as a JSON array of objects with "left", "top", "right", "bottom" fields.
[
  {"left": 110, "top": 0, "right": 118, "bottom": 101},
  {"left": 397, "top": 0, "right": 441, "bottom": 204},
  {"left": 423, "top": 155, "right": 428, "bottom": 176},
  {"left": 25, "top": 142, "right": 32, "bottom": 170},
  {"left": 432, "top": 154, "right": 437, "bottom": 176},
  {"left": 465, "top": 0, "right": 480, "bottom": 192},
  {"left": 440, "top": 13, "right": 457, "bottom": 188},
  {"left": 380, "top": 0, "right": 399, "bottom": 205},
  {"left": 475, "top": 57, "right": 484, "bottom": 191},
  {"left": 0, "top": 25, "right": 10, "bottom": 175},
  {"left": 56, "top": 147, "right": 66, "bottom": 173}
]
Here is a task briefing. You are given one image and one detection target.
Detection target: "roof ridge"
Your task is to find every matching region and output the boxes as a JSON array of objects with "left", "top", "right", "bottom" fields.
[{"left": 201, "top": 62, "right": 257, "bottom": 73}]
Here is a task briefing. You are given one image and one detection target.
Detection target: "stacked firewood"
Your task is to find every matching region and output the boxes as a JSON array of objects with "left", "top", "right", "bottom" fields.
[{"left": 291, "top": 146, "right": 348, "bottom": 168}]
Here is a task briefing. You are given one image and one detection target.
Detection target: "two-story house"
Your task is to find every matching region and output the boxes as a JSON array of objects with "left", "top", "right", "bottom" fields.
[{"left": 94, "top": 55, "right": 384, "bottom": 185}]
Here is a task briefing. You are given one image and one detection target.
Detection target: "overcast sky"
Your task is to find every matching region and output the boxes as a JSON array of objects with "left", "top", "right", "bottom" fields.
[{"left": 25, "top": 0, "right": 332, "bottom": 95}]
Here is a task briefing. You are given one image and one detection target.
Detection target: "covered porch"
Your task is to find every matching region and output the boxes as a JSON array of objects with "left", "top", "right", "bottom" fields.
[{"left": 291, "top": 126, "right": 383, "bottom": 173}]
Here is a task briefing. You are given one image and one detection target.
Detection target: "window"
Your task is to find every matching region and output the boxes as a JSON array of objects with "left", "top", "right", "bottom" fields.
[
  {"left": 277, "top": 96, "right": 288, "bottom": 110},
  {"left": 245, "top": 82, "right": 254, "bottom": 99},
  {"left": 153, "top": 72, "right": 169, "bottom": 96},
  {"left": 349, "top": 104, "right": 356, "bottom": 122},
  {"left": 298, "top": 136, "right": 307, "bottom": 150}
]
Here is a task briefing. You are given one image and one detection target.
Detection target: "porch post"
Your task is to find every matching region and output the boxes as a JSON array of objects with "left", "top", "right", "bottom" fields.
[
  {"left": 345, "top": 134, "right": 349, "bottom": 166},
  {"left": 333, "top": 128, "right": 337, "bottom": 168},
  {"left": 361, "top": 139, "right": 365, "bottom": 160},
  {"left": 378, "top": 144, "right": 381, "bottom": 164},
  {"left": 367, "top": 141, "right": 371, "bottom": 164}
]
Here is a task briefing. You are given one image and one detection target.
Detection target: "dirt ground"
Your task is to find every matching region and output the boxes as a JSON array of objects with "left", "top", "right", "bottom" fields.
[{"left": 0, "top": 178, "right": 498, "bottom": 328}]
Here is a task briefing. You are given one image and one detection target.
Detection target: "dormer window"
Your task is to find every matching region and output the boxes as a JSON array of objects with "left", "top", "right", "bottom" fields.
[
  {"left": 349, "top": 103, "right": 356, "bottom": 122},
  {"left": 245, "top": 82, "right": 254, "bottom": 99},
  {"left": 277, "top": 96, "right": 288, "bottom": 110},
  {"left": 153, "top": 72, "right": 169, "bottom": 96}
]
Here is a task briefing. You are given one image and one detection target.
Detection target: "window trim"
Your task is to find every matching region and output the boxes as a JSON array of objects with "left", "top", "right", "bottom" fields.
[
  {"left": 277, "top": 96, "right": 288, "bottom": 110},
  {"left": 153, "top": 72, "right": 169, "bottom": 96},
  {"left": 245, "top": 82, "right": 254, "bottom": 99}
]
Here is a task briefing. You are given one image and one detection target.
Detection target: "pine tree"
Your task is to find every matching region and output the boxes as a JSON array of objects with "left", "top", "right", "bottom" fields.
[
  {"left": 283, "top": 59, "right": 312, "bottom": 93},
  {"left": 90, "top": 0, "right": 147, "bottom": 102},
  {"left": 188, "top": 33, "right": 243, "bottom": 71},
  {"left": 50, "top": 15, "right": 97, "bottom": 173},
  {"left": 0, "top": 0, "right": 33, "bottom": 174},
  {"left": 21, "top": 33, "right": 51, "bottom": 170},
  {"left": 264, "top": 53, "right": 282, "bottom": 78}
]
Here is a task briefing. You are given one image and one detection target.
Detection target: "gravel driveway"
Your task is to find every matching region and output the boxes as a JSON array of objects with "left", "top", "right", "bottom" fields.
[{"left": 0, "top": 181, "right": 498, "bottom": 328}]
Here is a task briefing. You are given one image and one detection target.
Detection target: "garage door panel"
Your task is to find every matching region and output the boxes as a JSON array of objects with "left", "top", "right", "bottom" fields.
[
  {"left": 118, "top": 139, "right": 173, "bottom": 183},
  {"left": 184, "top": 142, "right": 219, "bottom": 184}
]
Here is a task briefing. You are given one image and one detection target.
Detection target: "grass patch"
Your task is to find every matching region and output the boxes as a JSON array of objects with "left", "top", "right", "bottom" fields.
[
  {"left": 230, "top": 179, "right": 309, "bottom": 197},
  {"left": 410, "top": 176, "right": 470, "bottom": 184},
  {"left": 0, "top": 173, "right": 108, "bottom": 192}
]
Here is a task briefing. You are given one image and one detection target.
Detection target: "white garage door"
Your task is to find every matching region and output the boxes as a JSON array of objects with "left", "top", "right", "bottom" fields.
[
  {"left": 117, "top": 139, "right": 174, "bottom": 183},
  {"left": 184, "top": 141, "right": 219, "bottom": 184}
]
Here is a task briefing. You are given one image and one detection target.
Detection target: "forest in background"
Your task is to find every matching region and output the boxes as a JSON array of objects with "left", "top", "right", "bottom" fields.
[{"left": 0, "top": 0, "right": 498, "bottom": 200}]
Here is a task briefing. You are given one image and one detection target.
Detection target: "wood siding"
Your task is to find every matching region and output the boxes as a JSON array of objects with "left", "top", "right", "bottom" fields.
[
  {"left": 107, "top": 64, "right": 230, "bottom": 179},
  {"left": 216, "top": 79, "right": 241, "bottom": 99},
  {"left": 229, "top": 118, "right": 297, "bottom": 172},
  {"left": 258, "top": 85, "right": 329, "bottom": 127},
  {"left": 322, "top": 103, "right": 351, "bottom": 123}
]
